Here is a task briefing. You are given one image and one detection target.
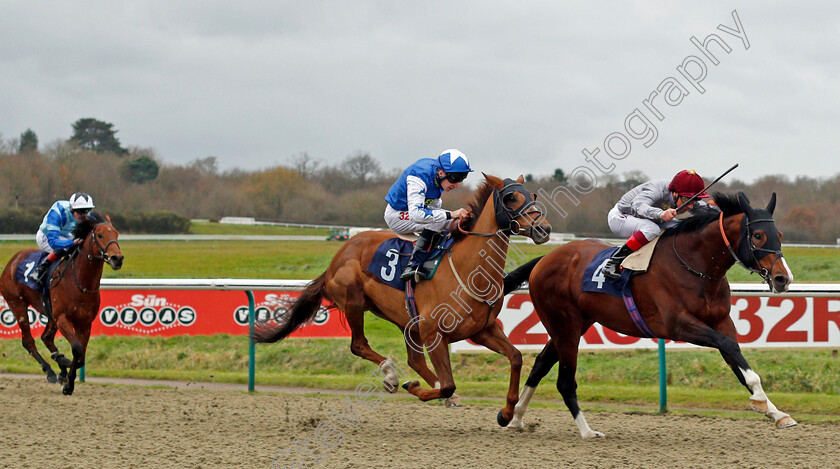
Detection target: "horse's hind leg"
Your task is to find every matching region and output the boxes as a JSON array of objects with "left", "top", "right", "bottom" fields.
[
  {"left": 468, "top": 323, "right": 523, "bottom": 427},
  {"left": 507, "top": 339, "right": 559, "bottom": 429},
  {"left": 6, "top": 298, "right": 57, "bottom": 383},
  {"left": 712, "top": 319, "right": 796, "bottom": 428},
  {"left": 40, "top": 317, "right": 71, "bottom": 384},
  {"left": 344, "top": 306, "right": 401, "bottom": 392}
]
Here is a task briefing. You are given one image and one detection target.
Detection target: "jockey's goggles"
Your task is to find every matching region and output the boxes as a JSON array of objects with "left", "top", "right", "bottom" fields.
[
  {"left": 444, "top": 172, "right": 468, "bottom": 184},
  {"left": 72, "top": 208, "right": 91, "bottom": 216}
]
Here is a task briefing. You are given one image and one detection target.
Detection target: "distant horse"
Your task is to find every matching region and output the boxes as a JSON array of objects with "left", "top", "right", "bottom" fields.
[
  {"left": 254, "top": 174, "right": 551, "bottom": 421},
  {"left": 0, "top": 213, "right": 124, "bottom": 395},
  {"left": 501, "top": 192, "right": 796, "bottom": 437}
]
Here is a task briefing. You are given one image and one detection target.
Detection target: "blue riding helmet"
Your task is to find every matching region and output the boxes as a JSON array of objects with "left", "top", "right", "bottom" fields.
[{"left": 437, "top": 149, "right": 473, "bottom": 174}]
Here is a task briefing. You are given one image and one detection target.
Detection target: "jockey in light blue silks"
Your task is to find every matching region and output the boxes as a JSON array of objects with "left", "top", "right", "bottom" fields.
[
  {"left": 29, "top": 192, "right": 96, "bottom": 283},
  {"left": 384, "top": 149, "right": 474, "bottom": 282}
]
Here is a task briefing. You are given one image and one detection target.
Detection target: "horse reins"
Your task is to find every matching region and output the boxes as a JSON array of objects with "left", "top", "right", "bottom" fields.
[
  {"left": 70, "top": 223, "right": 120, "bottom": 293},
  {"left": 674, "top": 210, "right": 779, "bottom": 285},
  {"left": 457, "top": 181, "right": 545, "bottom": 238}
]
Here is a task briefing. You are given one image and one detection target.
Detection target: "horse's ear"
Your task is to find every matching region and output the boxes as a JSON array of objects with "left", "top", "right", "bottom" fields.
[
  {"left": 766, "top": 192, "right": 777, "bottom": 215},
  {"left": 105, "top": 214, "right": 112, "bottom": 223},
  {"left": 516, "top": 175, "right": 525, "bottom": 183},
  {"left": 737, "top": 192, "right": 755, "bottom": 218},
  {"left": 482, "top": 172, "right": 504, "bottom": 189}
]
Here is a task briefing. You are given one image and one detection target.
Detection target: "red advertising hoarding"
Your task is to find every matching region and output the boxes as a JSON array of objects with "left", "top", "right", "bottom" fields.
[
  {"left": 0, "top": 290, "right": 348, "bottom": 339},
  {"left": 451, "top": 293, "right": 840, "bottom": 351}
]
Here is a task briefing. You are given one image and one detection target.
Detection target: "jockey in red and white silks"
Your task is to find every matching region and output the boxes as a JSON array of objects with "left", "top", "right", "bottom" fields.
[{"left": 603, "top": 170, "right": 710, "bottom": 278}]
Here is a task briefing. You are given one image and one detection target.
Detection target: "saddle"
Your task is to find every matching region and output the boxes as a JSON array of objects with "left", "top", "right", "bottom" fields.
[
  {"left": 366, "top": 232, "right": 455, "bottom": 290},
  {"left": 15, "top": 250, "right": 75, "bottom": 321},
  {"left": 581, "top": 247, "right": 654, "bottom": 337}
]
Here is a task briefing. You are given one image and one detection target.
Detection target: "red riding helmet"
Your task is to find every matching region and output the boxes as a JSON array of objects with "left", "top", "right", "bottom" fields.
[{"left": 669, "top": 170, "right": 709, "bottom": 198}]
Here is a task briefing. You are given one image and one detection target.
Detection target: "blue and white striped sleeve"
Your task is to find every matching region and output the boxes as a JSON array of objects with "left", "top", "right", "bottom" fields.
[
  {"left": 406, "top": 176, "right": 447, "bottom": 224},
  {"left": 44, "top": 207, "right": 74, "bottom": 250}
]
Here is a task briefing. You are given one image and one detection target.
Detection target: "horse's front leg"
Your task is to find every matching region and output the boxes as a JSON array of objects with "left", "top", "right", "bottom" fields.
[
  {"left": 674, "top": 313, "right": 796, "bottom": 429},
  {"left": 41, "top": 318, "right": 70, "bottom": 384},
  {"left": 714, "top": 318, "right": 797, "bottom": 428},
  {"left": 55, "top": 316, "right": 83, "bottom": 396},
  {"left": 467, "top": 323, "right": 522, "bottom": 427},
  {"left": 508, "top": 339, "right": 560, "bottom": 429},
  {"left": 401, "top": 332, "right": 456, "bottom": 402}
]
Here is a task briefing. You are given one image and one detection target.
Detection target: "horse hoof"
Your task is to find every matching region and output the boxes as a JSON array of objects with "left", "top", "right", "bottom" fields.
[
  {"left": 46, "top": 372, "right": 58, "bottom": 384},
  {"left": 497, "top": 410, "right": 511, "bottom": 427},
  {"left": 445, "top": 395, "right": 462, "bottom": 408},
  {"left": 402, "top": 380, "right": 418, "bottom": 391},
  {"left": 62, "top": 386, "right": 73, "bottom": 396},
  {"left": 776, "top": 416, "right": 798, "bottom": 429},
  {"left": 382, "top": 380, "right": 399, "bottom": 394},
  {"left": 583, "top": 431, "right": 606, "bottom": 439}
]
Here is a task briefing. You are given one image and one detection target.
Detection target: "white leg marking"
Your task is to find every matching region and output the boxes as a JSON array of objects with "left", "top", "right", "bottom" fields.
[
  {"left": 740, "top": 367, "right": 797, "bottom": 428},
  {"left": 508, "top": 385, "right": 535, "bottom": 429},
  {"left": 575, "top": 412, "right": 605, "bottom": 439},
  {"left": 435, "top": 380, "right": 462, "bottom": 407},
  {"left": 379, "top": 359, "right": 399, "bottom": 393}
]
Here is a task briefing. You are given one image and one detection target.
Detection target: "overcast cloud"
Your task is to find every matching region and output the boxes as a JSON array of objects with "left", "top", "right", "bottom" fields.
[{"left": 1, "top": 1, "right": 837, "bottom": 182}]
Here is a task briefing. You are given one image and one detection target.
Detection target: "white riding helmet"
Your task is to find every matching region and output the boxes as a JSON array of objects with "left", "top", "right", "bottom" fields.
[{"left": 69, "top": 192, "right": 95, "bottom": 210}]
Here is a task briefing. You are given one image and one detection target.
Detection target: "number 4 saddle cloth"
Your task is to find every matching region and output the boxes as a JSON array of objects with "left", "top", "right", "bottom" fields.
[
  {"left": 581, "top": 245, "right": 655, "bottom": 338},
  {"left": 365, "top": 235, "right": 455, "bottom": 290}
]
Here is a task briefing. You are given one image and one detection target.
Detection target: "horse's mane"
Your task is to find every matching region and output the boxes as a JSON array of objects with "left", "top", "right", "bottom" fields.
[
  {"left": 451, "top": 181, "right": 496, "bottom": 242},
  {"left": 71, "top": 211, "right": 106, "bottom": 240},
  {"left": 660, "top": 192, "right": 746, "bottom": 238}
]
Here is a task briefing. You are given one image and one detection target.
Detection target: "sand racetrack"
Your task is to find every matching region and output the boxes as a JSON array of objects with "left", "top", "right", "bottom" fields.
[{"left": 0, "top": 376, "right": 836, "bottom": 469}]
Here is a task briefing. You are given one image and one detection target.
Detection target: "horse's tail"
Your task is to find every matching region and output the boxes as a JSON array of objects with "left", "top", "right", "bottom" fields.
[
  {"left": 503, "top": 256, "right": 544, "bottom": 295},
  {"left": 251, "top": 272, "right": 332, "bottom": 343}
]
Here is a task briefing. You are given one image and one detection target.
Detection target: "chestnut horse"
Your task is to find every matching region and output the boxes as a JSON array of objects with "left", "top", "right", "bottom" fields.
[
  {"left": 500, "top": 192, "right": 796, "bottom": 437},
  {"left": 0, "top": 212, "right": 124, "bottom": 395},
  {"left": 253, "top": 174, "right": 551, "bottom": 421}
]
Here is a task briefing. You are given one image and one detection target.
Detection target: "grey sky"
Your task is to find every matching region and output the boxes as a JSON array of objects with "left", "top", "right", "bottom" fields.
[{"left": 1, "top": 1, "right": 837, "bottom": 182}]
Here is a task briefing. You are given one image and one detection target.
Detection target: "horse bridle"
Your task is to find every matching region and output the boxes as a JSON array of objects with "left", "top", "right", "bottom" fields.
[
  {"left": 724, "top": 211, "right": 784, "bottom": 284},
  {"left": 674, "top": 210, "right": 782, "bottom": 285},
  {"left": 86, "top": 222, "right": 120, "bottom": 262},
  {"left": 51, "top": 223, "right": 120, "bottom": 293},
  {"left": 459, "top": 180, "right": 545, "bottom": 238}
]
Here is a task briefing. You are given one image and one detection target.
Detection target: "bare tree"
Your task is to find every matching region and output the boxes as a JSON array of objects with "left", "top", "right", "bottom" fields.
[
  {"left": 342, "top": 152, "right": 381, "bottom": 185},
  {"left": 189, "top": 156, "right": 219, "bottom": 175},
  {"left": 290, "top": 152, "right": 321, "bottom": 179}
]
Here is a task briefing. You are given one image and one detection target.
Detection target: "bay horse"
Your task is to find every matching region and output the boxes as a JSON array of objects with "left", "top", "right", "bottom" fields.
[
  {"left": 0, "top": 212, "right": 123, "bottom": 395},
  {"left": 500, "top": 192, "right": 796, "bottom": 438},
  {"left": 253, "top": 174, "right": 551, "bottom": 421}
]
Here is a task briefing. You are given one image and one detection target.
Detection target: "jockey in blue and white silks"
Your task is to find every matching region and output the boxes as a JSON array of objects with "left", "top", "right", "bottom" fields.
[
  {"left": 384, "top": 149, "right": 473, "bottom": 282},
  {"left": 30, "top": 192, "right": 95, "bottom": 282}
]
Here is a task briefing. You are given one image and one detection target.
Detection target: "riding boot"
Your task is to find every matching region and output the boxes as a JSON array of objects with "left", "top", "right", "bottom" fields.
[
  {"left": 400, "top": 229, "right": 436, "bottom": 282},
  {"left": 602, "top": 244, "right": 634, "bottom": 279},
  {"left": 29, "top": 257, "right": 53, "bottom": 283}
]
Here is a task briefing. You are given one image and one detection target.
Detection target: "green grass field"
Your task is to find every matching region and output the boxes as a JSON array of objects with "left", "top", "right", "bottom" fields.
[
  {"left": 1, "top": 230, "right": 838, "bottom": 422},
  {"left": 189, "top": 221, "right": 331, "bottom": 236}
]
